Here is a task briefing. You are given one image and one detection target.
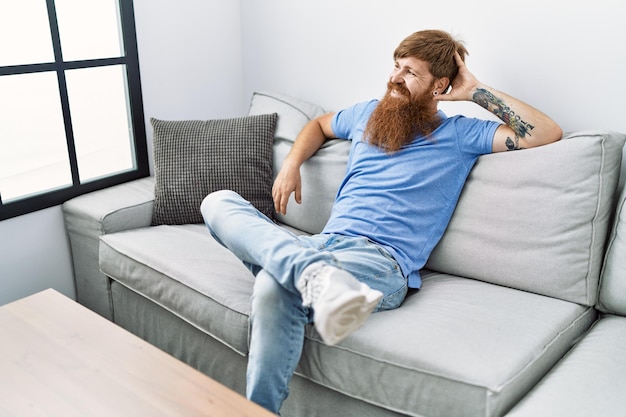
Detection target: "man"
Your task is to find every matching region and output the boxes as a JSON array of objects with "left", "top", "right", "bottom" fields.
[{"left": 201, "top": 30, "right": 562, "bottom": 414}]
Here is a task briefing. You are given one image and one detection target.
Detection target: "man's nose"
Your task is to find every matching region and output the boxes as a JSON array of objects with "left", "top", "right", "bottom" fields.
[{"left": 389, "top": 70, "right": 404, "bottom": 84}]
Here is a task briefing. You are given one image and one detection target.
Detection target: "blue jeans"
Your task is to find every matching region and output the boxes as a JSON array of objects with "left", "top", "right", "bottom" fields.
[{"left": 201, "top": 190, "right": 408, "bottom": 414}]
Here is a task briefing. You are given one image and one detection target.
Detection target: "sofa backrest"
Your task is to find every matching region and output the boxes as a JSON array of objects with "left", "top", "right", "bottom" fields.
[
  {"left": 249, "top": 91, "right": 349, "bottom": 234},
  {"left": 249, "top": 91, "right": 626, "bottom": 307},
  {"left": 427, "top": 131, "right": 625, "bottom": 305},
  {"left": 598, "top": 175, "right": 626, "bottom": 316}
]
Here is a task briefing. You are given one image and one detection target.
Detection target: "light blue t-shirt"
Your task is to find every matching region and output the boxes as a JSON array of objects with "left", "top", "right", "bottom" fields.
[{"left": 323, "top": 99, "right": 500, "bottom": 288}]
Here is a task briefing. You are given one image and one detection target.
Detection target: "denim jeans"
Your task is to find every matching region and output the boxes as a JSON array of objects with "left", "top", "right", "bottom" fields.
[{"left": 201, "top": 190, "right": 408, "bottom": 414}]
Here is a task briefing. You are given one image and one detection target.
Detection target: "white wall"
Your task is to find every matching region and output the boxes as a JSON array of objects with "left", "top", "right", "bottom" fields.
[
  {"left": 134, "top": 0, "right": 246, "bottom": 172},
  {"left": 241, "top": 0, "right": 626, "bottom": 135},
  {"left": 0, "top": 0, "right": 244, "bottom": 306},
  {"left": 0, "top": 206, "right": 76, "bottom": 305}
]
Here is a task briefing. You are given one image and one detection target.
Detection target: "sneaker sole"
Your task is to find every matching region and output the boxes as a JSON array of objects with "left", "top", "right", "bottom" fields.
[{"left": 315, "top": 284, "right": 383, "bottom": 346}]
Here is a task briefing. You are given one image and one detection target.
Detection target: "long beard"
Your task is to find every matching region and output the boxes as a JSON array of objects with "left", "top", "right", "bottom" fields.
[{"left": 364, "top": 82, "right": 440, "bottom": 153}]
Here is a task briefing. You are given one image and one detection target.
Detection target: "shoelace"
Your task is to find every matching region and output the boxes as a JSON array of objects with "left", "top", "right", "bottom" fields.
[{"left": 297, "top": 265, "right": 330, "bottom": 307}]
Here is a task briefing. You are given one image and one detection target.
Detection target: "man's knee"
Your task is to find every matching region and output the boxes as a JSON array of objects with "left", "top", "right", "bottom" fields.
[
  {"left": 252, "top": 271, "right": 284, "bottom": 310},
  {"left": 201, "top": 189, "right": 242, "bottom": 223},
  {"left": 252, "top": 270, "right": 303, "bottom": 319}
]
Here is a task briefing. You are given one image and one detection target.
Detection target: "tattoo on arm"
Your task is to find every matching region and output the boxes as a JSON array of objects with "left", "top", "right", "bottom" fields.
[
  {"left": 505, "top": 136, "right": 523, "bottom": 151},
  {"left": 473, "top": 88, "right": 535, "bottom": 139}
]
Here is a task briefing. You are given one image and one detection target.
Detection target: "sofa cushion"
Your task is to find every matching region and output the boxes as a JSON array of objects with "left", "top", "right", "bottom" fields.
[
  {"left": 99, "top": 224, "right": 254, "bottom": 355},
  {"left": 150, "top": 114, "right": 277, "bottom": 225},
  {"left": 297, "top": 271, "right": 595, "bottom": 417},
  {"left": 598, "top": 183, "right": 626, "bottom": 315},
  {"left": 248, "top": 91, "right": 350, "bottom": 234},
  {"left": 248, "top": 91, "right": 327, "bottom": 142},
  {"left": 427, "top": 131, "right": 626, "bottom": 305},
  {"left": 99, "top": 224, "right": 595, "bottom": 417},
  {"left": 506, "top": 315, "right": 626, "bottom": 417}
]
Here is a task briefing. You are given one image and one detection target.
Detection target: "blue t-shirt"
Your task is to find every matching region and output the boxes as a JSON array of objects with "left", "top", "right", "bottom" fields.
[{"left": 323, "top": 99, "right": 500, "bottom": 288}]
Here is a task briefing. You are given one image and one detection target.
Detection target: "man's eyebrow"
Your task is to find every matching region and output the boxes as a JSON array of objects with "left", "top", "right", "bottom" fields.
[{"left": 395, "top": 59, "right": 423, "bottom": 75}]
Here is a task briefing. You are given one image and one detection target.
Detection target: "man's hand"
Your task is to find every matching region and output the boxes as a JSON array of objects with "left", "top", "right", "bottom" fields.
[
  {"left": 271, "top": 113, "right": 336, "bottom": 215},
  {"left": 434, "top": 52, "right": 479, "bottom": 102},
  {"left": 272, "top": 159, "right": 302, "bottom": 215}
]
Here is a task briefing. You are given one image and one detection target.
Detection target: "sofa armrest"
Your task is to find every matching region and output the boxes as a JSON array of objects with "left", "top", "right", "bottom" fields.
[{"left": 62, "top": 176, "right": 155, "bottom": 319}]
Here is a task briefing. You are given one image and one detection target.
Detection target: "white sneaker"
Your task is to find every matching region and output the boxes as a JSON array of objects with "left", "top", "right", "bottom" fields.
[{"left": 297, "top": 263, "right": 383, "bottom": 346}]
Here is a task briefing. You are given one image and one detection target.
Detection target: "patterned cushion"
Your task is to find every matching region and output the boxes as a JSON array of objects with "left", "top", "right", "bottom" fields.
[{"left": 151, "top": 114, "right": 277, "bottom": 225}]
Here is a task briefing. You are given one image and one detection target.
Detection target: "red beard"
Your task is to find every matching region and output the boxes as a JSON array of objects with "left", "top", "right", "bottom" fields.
[{"left": 364, "top": 82, "right": 440, "bottom": 153}]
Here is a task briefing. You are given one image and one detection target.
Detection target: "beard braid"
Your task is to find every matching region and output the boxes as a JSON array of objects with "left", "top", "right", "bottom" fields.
[{"left": 364, "top": 82, "right": 441, "bottom": 153}]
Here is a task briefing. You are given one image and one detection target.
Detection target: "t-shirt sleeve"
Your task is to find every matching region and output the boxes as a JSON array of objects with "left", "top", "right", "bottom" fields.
[
  {"left": 331, "top": 99, "right": 378, "bottom": 140},
  {"left": 453, "top": 116, "right": 501, "bottom": 156}
]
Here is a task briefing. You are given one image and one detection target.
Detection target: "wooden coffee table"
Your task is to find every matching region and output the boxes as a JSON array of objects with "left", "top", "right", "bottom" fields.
[{"left": 0, "top": 289, "right": 274, "bottom": 416}]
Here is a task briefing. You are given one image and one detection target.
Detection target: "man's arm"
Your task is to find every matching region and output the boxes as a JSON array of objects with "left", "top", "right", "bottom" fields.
[
  {"left": 273, "top": 112, "right": 336, "bottom": 215},
  {"left": 436, "top": 53, "right": 562, "bottom": 152}
]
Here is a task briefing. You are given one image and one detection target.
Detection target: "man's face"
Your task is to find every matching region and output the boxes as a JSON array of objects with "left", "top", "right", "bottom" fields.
[
  {"left": 364, "top": 56, "right": 441, "bottom": 153},
  {"left": 388, "top": 56, "right": 436, "bottom": 102}
]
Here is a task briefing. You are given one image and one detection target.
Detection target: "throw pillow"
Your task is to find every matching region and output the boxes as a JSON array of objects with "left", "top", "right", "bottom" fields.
[{"left": 151, "top": 113, "right": 278, "bottom": 225}]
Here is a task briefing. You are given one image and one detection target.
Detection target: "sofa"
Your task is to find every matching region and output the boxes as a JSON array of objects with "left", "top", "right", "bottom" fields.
[{"left": 63, "top": 91, "right": 626, "bottom": 417}]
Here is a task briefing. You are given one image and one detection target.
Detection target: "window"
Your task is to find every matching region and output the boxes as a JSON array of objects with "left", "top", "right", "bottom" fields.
[{"left": 0, "top": 0, "right": 148, "bottom": 220}]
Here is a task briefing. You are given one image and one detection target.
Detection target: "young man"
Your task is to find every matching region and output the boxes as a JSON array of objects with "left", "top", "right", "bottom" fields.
[{"left": 201, "top": 30, "right": 562, "bottom": 414}]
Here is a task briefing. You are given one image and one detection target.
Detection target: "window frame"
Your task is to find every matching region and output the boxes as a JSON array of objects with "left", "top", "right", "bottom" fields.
[{"left": 0, "top": 0, "right": 149, "bottom": 221}]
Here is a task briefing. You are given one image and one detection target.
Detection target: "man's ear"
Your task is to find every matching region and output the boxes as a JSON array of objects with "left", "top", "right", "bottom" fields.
[{"left": 437, "top": 77, "right": 451, "bottom": 94}]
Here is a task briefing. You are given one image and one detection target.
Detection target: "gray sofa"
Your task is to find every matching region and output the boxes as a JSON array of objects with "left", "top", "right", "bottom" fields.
[{"left": 63, "top": 92, "right": 626, "bottom": 417}]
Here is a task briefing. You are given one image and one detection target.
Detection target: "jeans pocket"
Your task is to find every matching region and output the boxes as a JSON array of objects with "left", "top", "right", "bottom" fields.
[
  {"left": 378, "top": 282, "right": 408, "bottom": 311},
  {"left": 370, "top": 242, "right": 401, "bottom": 270}
]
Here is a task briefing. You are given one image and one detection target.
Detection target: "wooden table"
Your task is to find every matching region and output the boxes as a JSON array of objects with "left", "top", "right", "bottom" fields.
[{"left": 0, "top": 289, "right": 274, "bottom": 416}]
